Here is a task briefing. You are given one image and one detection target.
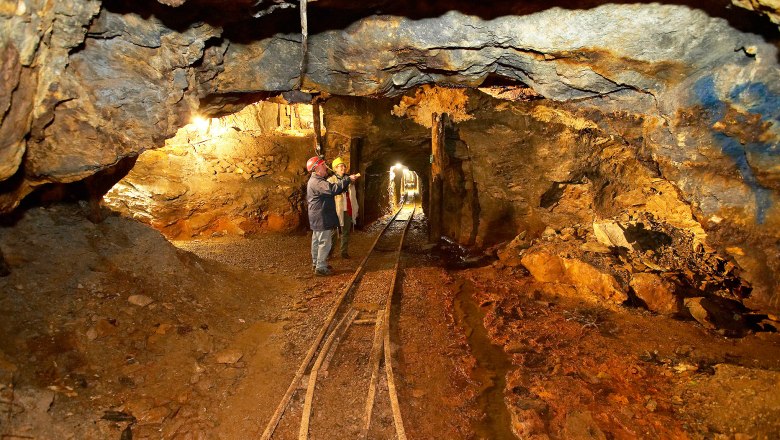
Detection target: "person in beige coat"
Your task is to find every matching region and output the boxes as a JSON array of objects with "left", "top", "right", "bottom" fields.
[{"left": 328, "top": 157, "right": 359, "bottom": 258}]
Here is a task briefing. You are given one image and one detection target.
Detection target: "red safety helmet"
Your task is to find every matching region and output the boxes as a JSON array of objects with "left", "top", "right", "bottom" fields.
[{"left": 306, "top": 156, "right": 325, "bottom": 172}]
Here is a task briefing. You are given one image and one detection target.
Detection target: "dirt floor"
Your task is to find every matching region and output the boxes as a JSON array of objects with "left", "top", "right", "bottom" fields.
[{"left": 1, "top": 204, "right": 779, "bottom": 439}]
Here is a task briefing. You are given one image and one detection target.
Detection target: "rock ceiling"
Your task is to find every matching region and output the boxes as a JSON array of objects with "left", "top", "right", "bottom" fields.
[{"left": 0, "top": 0, "right": 778, "bottom": 211}]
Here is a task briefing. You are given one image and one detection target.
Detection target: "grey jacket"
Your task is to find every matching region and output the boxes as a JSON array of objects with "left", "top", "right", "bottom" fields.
[{"left": 307, "top": 173, "right": 351, "bottom": 231}]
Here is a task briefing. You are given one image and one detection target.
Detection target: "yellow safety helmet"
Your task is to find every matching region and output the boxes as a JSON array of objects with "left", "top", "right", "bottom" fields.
[{"left": 332, "top": 157, "right": 346, "bottom": 169}]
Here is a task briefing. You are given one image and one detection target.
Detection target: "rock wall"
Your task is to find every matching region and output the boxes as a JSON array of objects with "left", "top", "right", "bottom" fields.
[
  {"left": 104, "top": 101, "right": 315, "bottom": 238},
  {"left": 0, "top": 1, "right": 227, "bottom": 211},
  {"left": 462, "top": 90, "right": 777, "bottom": 316},
  {"left": 323, "top": 86, "right": 779, "bottom": 315},
  {"left": 733, "top": 0, "right": 780, "bottom": 24}
]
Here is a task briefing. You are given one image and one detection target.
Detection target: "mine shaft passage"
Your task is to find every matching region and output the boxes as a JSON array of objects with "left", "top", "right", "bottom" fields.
[
  {"left": 389, "top": 163, "right": 419, "bottom": 213},
  {"left": 2, "top": 2, "right": 780, "bottom": 439}
]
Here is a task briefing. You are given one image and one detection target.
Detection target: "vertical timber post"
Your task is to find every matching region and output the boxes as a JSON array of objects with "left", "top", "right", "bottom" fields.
[
  {"left": 429, "top": 112, "right": 445, "bottom": 243},
  {"left": 312, "top": 99, "right": 323, "bottom": 157},
  {"left": 350, "top": 137, "right": 364, "bottom": 228}
]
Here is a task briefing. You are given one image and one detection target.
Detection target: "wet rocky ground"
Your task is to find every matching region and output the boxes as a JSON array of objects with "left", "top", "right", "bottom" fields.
[{"left": 1, "top": 204, "right": 779, "bottom": 439}]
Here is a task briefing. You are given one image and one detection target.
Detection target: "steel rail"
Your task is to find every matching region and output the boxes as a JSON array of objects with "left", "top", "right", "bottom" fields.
[
  {"left": 380, "top": 201, "right": 415, "bottom": 440},
  {"left": 259, "top": 202, "right": 407, "bottom": 440},
  {"left": 299, "top": 308, "right": 359, "bottom": 440},
  {"left": 360, "top": 201, "right": 416, "bottom": 439}
]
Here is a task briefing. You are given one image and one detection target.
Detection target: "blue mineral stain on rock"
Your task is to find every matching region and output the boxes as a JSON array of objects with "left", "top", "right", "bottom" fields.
[
  {"left": 729, "top": 83, "right": 780, "bottom": 125},
  {"left": 694, "top": 76, "right": 726, "bottom": 115},
  {"left": 693, "top": 76, "right": 776, "bottom": 224}
]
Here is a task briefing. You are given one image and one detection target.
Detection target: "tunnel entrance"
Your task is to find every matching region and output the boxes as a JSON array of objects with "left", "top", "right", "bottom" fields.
[{"left": 362, "top": 160, "right": 425, "bottom": 227}]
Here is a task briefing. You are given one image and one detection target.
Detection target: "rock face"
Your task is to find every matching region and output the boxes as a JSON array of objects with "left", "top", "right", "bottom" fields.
[
  {"left": 630, "top": 273, "right": 679, "bottom": 315},
  {"left": 219, "top": 6, "right": 779, "bottom": 103},
  {"left": 104, "top": 101, "right": 314, "bottom": 237},
  {"left": 0, "top": 1, "right": 221, "bottom": 211},
  {"left": 521, "top": 250, "right": 627, "bottom": 304},
  {"left": 733, "top": 0, "right": 780, "bottom": 24},
  {"left": 321, "top": 83, "right": 776, "bottom": 311}
]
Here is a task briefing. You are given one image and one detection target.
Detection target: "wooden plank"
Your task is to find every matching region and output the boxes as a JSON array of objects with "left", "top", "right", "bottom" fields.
[
  {"left": 384, "top": 329, "right": 407, "bottom": 440},
  {"left": 350, "top": 137, "right": 364, "bottom": 228},
  {"left": 297, "top": 0, "right": 308, "bottom": 90},
  {"left": 321, "top": 312, "right": 359, "bottom": 373},
  {"left": 383, "top": 203, "right": 416, "bottom": 440}
]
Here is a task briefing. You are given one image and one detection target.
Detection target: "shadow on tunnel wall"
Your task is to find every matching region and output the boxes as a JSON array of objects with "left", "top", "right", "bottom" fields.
[
  {"left": 1, "top": 156, "right": 139, "bottom": 227},
  {"left": 362, "top": 162, "right": 393, "bottom": 225}
]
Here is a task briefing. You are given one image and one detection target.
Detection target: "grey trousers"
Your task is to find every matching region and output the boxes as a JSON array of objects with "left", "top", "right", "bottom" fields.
[{"left": 311, "top": 229, "right": 333, "bottom": 271}]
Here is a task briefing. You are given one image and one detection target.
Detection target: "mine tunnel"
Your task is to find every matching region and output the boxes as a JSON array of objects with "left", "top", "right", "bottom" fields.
[{"left": 1, "top": 1, "right": 780, "bottom": 439}]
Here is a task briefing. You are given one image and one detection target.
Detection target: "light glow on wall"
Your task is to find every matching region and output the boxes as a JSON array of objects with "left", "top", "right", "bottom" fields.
[{"left": 192, "top": 115, "right": 210, "bottom": 132}]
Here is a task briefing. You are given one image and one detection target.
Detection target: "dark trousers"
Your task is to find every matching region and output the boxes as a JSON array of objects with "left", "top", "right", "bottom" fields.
[{"left": 338, "top": 214, "right": 353, "bottom": 257}]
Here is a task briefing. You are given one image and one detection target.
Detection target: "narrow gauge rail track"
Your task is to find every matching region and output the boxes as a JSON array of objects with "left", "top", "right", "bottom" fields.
[{"left": 260, "top": 197, "right": 418, "bottom": 440}]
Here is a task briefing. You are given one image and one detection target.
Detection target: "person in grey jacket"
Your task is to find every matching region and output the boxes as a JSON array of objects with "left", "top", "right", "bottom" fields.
[{"left": 305, "top": 156, "right": 359, "bottom": 276}]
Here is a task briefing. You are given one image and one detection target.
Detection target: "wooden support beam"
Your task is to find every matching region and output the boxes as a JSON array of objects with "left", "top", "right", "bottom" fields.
[
  {"left": 429, "top": 113, "right": 445, "bottom": 242},
  {"left": 350, "top": 137, "right": 365, "bottom": 228},
  {"left": 312, "top": 99, "right": 323, "bottom": 156},
  {"left": 360, "top": 311, "right": 385, "bottom": 439}
]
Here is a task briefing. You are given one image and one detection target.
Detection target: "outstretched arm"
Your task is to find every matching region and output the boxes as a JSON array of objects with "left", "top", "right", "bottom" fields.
[{"left": 317, "top": 175, "right": 351, "bottom": 196}]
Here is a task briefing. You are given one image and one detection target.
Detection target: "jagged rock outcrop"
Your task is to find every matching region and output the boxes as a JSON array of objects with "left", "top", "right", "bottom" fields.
[
  {"left": 520, "top": 249, "right": 627, "bottom": 304},
  {"left": 218, "top": 6, "right": 779, "bottom": 106},
  {"left": 0, "top": 1, "right": 222, "bottom": 211},
  {"left": 630, "top": 273, "right": 679, "bottom": 315},
  {"left": 733, "top": 0, "right": 780, "bottom": 24}
]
